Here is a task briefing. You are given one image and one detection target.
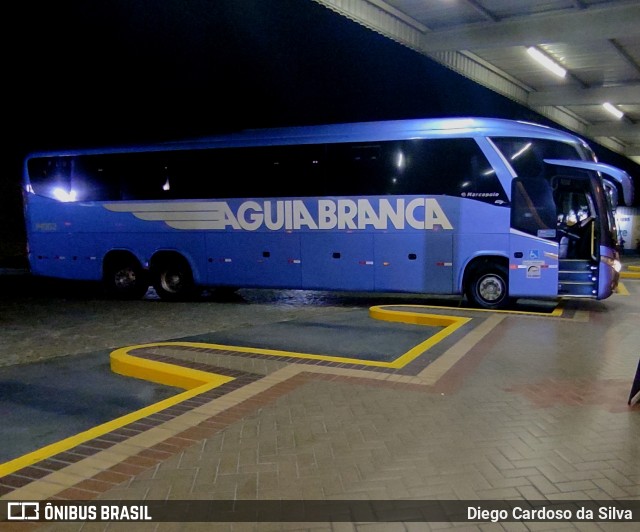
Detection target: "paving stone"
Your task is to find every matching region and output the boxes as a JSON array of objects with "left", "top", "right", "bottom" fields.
[{"left": 2, "top": 282, "right": 640, "bottom": 530}]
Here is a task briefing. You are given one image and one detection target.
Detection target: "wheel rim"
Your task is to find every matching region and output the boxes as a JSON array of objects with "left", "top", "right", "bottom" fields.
[
  {"left": 159, "top": 269, "right": 185, "bottom": 294},
  {"left": 477, "top": 273, "right": 505, "bottom": 303},
  {"left": 114, "top": 267, "right": 138, "bottom": 290}
]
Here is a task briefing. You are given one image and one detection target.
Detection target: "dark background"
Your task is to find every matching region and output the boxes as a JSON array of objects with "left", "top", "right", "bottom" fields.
[{"left": 4, "top": 0, "right": 638, "bottom": 263}]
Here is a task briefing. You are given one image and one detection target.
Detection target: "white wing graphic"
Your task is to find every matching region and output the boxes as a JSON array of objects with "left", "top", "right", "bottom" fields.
[{"left": 103, "top": 201, "right": 230, "bottom": 230}]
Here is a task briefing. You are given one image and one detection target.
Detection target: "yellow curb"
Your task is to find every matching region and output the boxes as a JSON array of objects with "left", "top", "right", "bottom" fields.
[
  {"left": 110, "top": 346, "right": 232, "bottom": 389},
  {"left": 0, "top": 303, "right": 545, "bottom": 480},
  {"left": 621, "top": 271, "right": 640, "bottom": 279},
  {"left": 0, "top": 308, "right": 467, "bottom": 478},
  {"left": 113, "top": 308, "right": 467, "bottom": 371},
  {"left": 0, "top": 351, "right": 233, "bottom": 478}
]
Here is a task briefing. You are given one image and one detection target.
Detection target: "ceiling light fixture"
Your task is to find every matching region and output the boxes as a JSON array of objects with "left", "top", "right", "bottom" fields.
[
  {"left": 602, "top": 102, "right": 624, "bottom": 119},
  {"left": 526, "top": 47, "right": 566, "bottom": 78}
]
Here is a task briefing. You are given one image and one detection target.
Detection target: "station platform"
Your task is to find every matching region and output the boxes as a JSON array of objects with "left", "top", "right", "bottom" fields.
[{"left": 0, "top": 272, "right": 638, "bottom": 529}]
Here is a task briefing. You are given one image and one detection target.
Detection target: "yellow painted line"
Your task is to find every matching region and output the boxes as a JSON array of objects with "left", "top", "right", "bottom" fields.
[
  {"left": 417, "top": 314, "right": 505, "bottom": 383},
  {"left": 111, "top": 307, "right": 470, "bottom": 374},
  {"left": 0, "top": 307, "right": 468, "bottom": 477},
  {"left": 621, "top": 271, "right": 640, "bottom": 279},
  {"left": 520, "top": 302, "right": 563, "bottom": 317},
  {"left": 0, "top": 351, "right": 234, "bottom": 478},
  {"left": 368, "top": 306, "right": 470, "bottom": 368},
  {"left": 462, "top": 301, "right": 564, "bottom": 317},
  {"left": 628, "top": 265, "right": 640, "bottom": 272},
  {"left": 0, "top": 296, "right": 570, "bottom": 481},
  {"left": 616, "top": 282, "right": 630, "bottom": 296},
  {"left": 373, "top": 300, "right": 563, "bottom": 317},
  {"left": 113, "top": 313, "right": 467, "bottom": 372},
  {"left": 0, "top": 307, "right": 474, "bottom": 479}
]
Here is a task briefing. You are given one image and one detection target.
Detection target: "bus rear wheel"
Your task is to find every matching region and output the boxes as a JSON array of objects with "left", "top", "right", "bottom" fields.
[
  {"left": 104, "top": 258, "right": 148, "bottom": 300},
  {"left": 152, "top": 256, "right": 196, "bottom": 301},
  {"left": 465, "top": 263, "right": 510, "bottom": 310}
]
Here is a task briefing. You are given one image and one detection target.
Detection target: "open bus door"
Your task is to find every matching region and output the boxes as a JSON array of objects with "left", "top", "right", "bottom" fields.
[{"left": 544, "top": 159, "right": 634, "bottom": 299}]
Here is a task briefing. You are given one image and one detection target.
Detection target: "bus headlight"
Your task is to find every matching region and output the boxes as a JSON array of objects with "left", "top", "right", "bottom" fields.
[{"left": 601, "top": 256, "right": 622, "bottom": 273}]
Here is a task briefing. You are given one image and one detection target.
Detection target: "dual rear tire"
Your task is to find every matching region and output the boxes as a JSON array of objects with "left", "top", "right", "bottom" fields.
[
  {"left": 103, "top": 258, "right": 148, "bottom": 300},
  {"left": 151, "top": 256, "right": 197, "bottom": 301},
  {"left": 104, "top": 254, "right": 196, "bottom": 301}
]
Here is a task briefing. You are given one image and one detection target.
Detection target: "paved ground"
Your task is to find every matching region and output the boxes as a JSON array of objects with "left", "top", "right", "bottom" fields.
[
  {"left": 0, "top": 351, "right": 182, "bottom": 463},
  {"left": 0, "top": 259, "right": 638, "bottom": 531}
]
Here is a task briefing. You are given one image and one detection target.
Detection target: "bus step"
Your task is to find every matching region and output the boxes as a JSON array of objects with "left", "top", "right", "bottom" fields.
[
  {"left": 558, "top": 280, "right": 598, "bottom": 297},
  {"left": 558, "top": 259, "right": 596, "bottom": 272},
  {"left": 559, "top": 270, "right": 597, "bottom": 282}
]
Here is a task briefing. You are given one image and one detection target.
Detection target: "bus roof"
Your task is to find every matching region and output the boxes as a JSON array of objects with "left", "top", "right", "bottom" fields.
[{"left": 26, "top": 117, "right": 588, "bottom": 158}]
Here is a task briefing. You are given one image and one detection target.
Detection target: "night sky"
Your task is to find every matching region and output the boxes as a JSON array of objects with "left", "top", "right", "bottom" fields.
[{"left": 4, "top": 0, "right": 638, "bottom": 256}]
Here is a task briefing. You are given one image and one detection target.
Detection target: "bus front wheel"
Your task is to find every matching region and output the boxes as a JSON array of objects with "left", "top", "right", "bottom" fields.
[
  {"left": 152, "top": 257, "right": 196, "bottom": 301},
  {"left": 465, "top": 263, "right": 510, "bottom": 310},
  {"left": 104, "top": 258, "right": 149, "bottom": 300}
]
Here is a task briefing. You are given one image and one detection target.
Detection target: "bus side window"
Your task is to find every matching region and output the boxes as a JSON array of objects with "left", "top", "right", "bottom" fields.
[
  {"left": 511, "top": 177, "right": 556, "bottom": 236},
  {"left": 269, "top": 145, "right": 326, "bottom": 198},
  {"left": 396, "top": 139, "right": 455, "bottom": 196},
  {"left": 119, "top": 152, "right": 173, "bottom": 200},
  {"left": 164, "top": 149, "right": 218, "bottom": 199},
  {"left": 28, "top": 156, "right": 72, "bottom": 200},
  {"left": 73, "top": 156, "right": 121, "bottom": 201},
  {"left": 324, "top": 143, "right": 391, "bottom": 196},
  {"left": 397, "top": 139, "right": 508, "bottom": 204}
]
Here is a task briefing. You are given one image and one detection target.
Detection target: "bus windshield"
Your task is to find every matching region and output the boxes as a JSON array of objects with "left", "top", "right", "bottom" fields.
[{"left": 490, "top": 136, "right": 619, "bottom": 250}]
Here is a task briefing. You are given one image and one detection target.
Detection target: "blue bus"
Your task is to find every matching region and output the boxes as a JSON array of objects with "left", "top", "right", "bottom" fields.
[{"left": 23, "top": 117, "right": 634, "bottom": 309}]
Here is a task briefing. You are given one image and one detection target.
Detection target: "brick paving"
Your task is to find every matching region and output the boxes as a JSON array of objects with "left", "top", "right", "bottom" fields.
[{"left": 1, "top": 278, "right": 639, "bottom": 531}]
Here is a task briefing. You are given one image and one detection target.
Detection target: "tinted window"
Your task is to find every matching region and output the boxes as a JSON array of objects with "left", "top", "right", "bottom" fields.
[
  {"left": 27, "top": 138, "right": 507, "bottom": 204},
  {"left": 28, "top": 157, "right": 73, "bottom": 199},
  {"left": 511, "top": 177, "right": 557, "bottom": 236},
  {"left": 386, "top": 138, "right": 506, "bottom": 204}
]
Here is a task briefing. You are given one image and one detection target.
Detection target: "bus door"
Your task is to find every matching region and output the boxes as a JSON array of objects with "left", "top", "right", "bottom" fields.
[
  {"left": 543, "top": 158, "right": 634, "bottom": 258},
  {"left": 508, "top": 232, "right": 559, "bottom": 298},
  {"left": 508, "top": 176, "right": 559, "bottom": 298},
  {"left": 542, "top": 159, "right": 634, "bottom": 299}
]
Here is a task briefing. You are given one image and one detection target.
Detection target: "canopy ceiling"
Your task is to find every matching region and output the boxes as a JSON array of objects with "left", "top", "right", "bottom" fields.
[{"left": 313, "top": 0, "right": 640, "bottom": 166}]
